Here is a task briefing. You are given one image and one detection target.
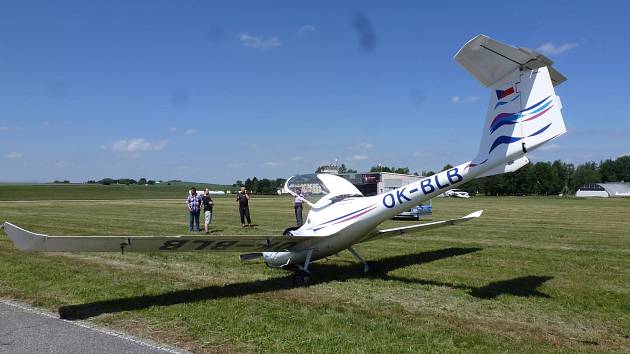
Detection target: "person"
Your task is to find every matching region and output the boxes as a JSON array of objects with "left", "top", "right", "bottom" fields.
[
  {"left": 236, "top": 186, "right": 252, "bottom": 227},
  {"left": 294, "top": 188, "right": 305, "bottom": 227},
  {"left": 202, "top": 188, "right": 214, "bottom": 234},
  {"left": 186, "top": 187, "right": 202, "bottom": 232}
]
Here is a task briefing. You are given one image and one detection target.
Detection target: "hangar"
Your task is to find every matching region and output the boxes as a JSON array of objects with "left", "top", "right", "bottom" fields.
[
  {"left": 336, "top": 172, "right": 422, "bottom": 196},
  {"left": 575, "top": 182, "right": 630, "bottom": 197}
]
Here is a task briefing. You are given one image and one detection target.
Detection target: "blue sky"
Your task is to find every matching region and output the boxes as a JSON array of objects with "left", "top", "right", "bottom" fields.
[{"left": 1, "top": 1, "right": 629, "bottom": 183}]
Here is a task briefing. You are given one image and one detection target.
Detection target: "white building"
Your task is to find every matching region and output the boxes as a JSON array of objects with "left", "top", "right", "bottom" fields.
[
  {"left": 337, "top": 172, "right": 422, "bottom": 196},
  {"left": 576, "top": 182, "right": 630, "bottom": 197}
]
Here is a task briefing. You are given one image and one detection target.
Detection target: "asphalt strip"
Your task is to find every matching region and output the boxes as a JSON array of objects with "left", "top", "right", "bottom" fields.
[{"left": 0, "top": 299, "right": 189, "bottom": 354}]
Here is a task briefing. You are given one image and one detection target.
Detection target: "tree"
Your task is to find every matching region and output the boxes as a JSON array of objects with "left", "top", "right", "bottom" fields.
[
  {"left": 570, "top": 162, "right": 600, "bottom": 192},
  {"left": 147, "top": 180, "right": 156, "bottom": 185},
  {"left": 441, "top": 164, "right": 454, "bottom": 171},
  {"left": 244, "top": 178, "right": 253, "bottom": 191},
  {"left": 138, "top": 178, "right": 147, "bottom": 185},
  {"left": 613, "top": 155, "right": 630, "bottom": 182},
  {"left": 369, "top": 165, "right": 411, "bottom": 174},
  {"left": 99, "top": 178, "right": 115, "bottom": 185}
]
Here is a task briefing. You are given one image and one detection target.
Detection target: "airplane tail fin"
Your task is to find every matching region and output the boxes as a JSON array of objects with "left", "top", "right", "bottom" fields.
[{"left": 455, "top": 35, "right": 567, "bottom": 177}]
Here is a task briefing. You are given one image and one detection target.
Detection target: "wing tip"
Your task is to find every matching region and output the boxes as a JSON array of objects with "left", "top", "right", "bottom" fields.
[
  {"left": 464, "top": 210, "right": 484, "bottom": 219},
  {"left": 2, "top": 222, "right": 46, "bottom": 252}
]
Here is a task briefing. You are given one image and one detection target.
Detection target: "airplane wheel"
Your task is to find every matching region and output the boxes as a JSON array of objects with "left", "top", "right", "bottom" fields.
[
  {"left": 366, "top": 261, "right": 380, "bottom": 274},
  {"left": 292, "top": 271, "right": 312, "bottom": 287}
]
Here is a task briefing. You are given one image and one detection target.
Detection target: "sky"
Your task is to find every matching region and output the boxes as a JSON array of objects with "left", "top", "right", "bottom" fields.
[{"left": 1, "top": 1, "right": 629, "bottom": 183}]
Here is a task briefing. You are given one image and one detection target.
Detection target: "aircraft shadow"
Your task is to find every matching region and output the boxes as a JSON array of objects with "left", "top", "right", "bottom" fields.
[{"left": 58, "top": 247, "right": 552, "bottom": 320}]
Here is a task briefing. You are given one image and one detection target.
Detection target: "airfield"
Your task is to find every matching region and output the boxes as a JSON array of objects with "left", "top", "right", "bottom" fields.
[{"left": 0, "top": 185, "right": 628, "bottom": 353}]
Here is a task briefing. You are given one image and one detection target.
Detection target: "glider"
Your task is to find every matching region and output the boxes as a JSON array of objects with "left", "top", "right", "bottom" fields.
[{"left": 2, "top": 35, "right": 567, "bottom": 285}]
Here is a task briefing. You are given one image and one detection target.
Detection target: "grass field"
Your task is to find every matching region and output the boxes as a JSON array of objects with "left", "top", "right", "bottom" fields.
[
  {"left": 0, "top": 188, "right": 629, "bottom": 353},
  {"left": 0, "top": 182, "right": 234, "bottom": 200}
]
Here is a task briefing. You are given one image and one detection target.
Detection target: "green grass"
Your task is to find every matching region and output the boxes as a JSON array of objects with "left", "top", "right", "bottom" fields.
[
  {"left": 0, "top": 182, "right": 235, "bottom": 201},
  {"left": 0, "top": 189, "right": 629, "bottom": 353}
]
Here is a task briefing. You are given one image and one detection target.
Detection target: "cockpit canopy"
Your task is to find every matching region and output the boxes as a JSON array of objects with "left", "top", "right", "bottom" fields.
[{"left": 284, "top": 174, "right": 363, "bottom": 207}]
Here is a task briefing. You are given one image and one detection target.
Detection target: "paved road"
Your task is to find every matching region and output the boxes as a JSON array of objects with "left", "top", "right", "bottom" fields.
[{"left": 0, "top": 300, "right": 185, "bottom": 354}]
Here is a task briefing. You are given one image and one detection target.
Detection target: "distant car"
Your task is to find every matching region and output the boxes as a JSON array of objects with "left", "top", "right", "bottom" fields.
[
  {"left": 443, "top": 189, "right": 470, "bottom": 198},
  {"left": 393, "top": 202, "right": 432, "bottom": 221}
]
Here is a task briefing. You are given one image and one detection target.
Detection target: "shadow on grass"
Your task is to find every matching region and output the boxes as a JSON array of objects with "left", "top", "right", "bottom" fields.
[{"left": 58, "top": 247, "right": 553, "bottom": 320}]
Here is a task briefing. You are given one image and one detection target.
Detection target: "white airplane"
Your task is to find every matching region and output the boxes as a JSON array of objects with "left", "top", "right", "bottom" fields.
[{"left": 2, "top": 35, "right": 567, "bottom": 285}]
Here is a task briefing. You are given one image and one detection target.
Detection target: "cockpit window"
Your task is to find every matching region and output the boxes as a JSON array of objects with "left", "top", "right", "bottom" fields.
[
  {"left": 284, "top": 174, "right": 363, "bottom": 206},
  {"left": 285, "top": 174, "right": 330, "bottom": 204}
]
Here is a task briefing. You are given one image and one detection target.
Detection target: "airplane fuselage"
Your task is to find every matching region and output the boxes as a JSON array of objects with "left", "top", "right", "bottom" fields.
[{"left": 263, "top": 159, "right": 492, "bottom": 269}]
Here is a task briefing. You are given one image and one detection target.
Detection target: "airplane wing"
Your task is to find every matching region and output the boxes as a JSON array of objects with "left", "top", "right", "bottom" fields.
[
  {"left": 1, "top": 222, "right": 323, "bottom": 253},
  {"left": 359, "top": 210, "right": 483, "bottom": 243}
]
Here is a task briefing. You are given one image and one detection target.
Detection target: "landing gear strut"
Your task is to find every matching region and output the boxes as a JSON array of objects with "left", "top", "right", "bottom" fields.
[
  {"left": 292, "top": 249, "right": 314, "bottom": 287},
  {"left": 348, "top": 246, "right": 370, "bottom": 273}
]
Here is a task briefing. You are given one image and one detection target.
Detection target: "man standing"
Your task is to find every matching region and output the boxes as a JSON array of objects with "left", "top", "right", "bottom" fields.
[
  {"left": 294, "top": 188, "right": 305, "bottom": 227},
  {"left": 202, "top": 188, "right": 214, "bottom": 234},
  {"left": 187, "top": 187, "right": 202, "bottom": 232},
  {"left": 236, "top": 186, "right": 252, "bottom": 227}
]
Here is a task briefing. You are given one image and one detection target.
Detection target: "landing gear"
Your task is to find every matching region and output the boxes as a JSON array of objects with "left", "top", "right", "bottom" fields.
[
  {"left": 292, "top": 269, "right": 312, "bottom": 287},
  {"left": 292, "top": 248, "right": 314, "bottom": 287},
  {"left": 282, "top": 226, "right": 299, "bottom": 236},
  {"left": 348, "top": 246, "right": 370, "bottom": 273}
]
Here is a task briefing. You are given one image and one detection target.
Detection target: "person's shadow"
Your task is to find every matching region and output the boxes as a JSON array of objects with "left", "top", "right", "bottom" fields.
[{"left": 58, "top": 247, "right": 553, "bottom": 320}]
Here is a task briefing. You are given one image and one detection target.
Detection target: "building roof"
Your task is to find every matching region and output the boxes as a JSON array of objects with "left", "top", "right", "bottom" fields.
[{"left": 599, "top": 182, "right": 630, "bottom": 196}]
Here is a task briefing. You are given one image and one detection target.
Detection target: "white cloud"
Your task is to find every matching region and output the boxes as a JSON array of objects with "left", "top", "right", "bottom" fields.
[
  {"left": 0, "top": 126, "right": 8, "bottom": 131},
  {"left": 412, "top": 151, "right": 433, "bottom": 158},
  {"left": 108, "top": 138, "right": 168, "bottom": 153},
  {"left": 239, "top": 33, "right": 282, "bottom": 49},
  {"left": 536, "top": 42, "right": 578, "bottom": 56},
  {"left": 452, "top": 95, "right": 479, "bottom": 104},
  {"left": 6, "top": 152, "right": 22, "bottom": 159},
  {"left": 358, "top": 142, "right": 374, "bottom": 149},
  {"left": 54, "top": 160, "right": 71, "bottom": 168},
  {"left": 264, "top": 161, "right": 281, "bottom": 168},
  {"left": 169, "top": 127, "right": 177, "bottom": 132},
  {"left": 185, "top": 129, "right": 196, "bottom": 135},
  {"left": 298, "top": 25, "right": 317, "bottom": 35},
  {"left": 226, "top": 162, "right": 244, "bottom": 169},
  {"left": 351, "top": 154, "right": 368, "bottom": 161},
  {"left": 538, "top": 143, "right": 561, "bottom": 152}
]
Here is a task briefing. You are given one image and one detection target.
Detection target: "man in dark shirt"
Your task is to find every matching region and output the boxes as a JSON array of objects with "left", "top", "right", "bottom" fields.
[
  {"left": 186, "top": 187, "right": 203, "bottom": 232},
  {"left": 202, "top": 188, "right": 214, "bottom": 234},
  {"left": 236, "top": 186, "right": 252, "bottom": 227}
]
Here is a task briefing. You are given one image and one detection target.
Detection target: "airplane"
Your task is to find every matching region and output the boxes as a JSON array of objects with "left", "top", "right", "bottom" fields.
[{"left": 2, "top": 35, "right": 567, "bottom": 285}]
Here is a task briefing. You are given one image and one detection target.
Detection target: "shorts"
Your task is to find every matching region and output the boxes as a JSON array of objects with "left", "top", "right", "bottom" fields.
[{"left": 204, "top": 211, "right": 212, "bottom": 225}]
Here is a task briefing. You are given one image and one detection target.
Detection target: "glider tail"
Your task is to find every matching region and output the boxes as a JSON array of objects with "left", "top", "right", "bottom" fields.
[{"left": 455, "top": 35, "right": 567, "bottom": 177}]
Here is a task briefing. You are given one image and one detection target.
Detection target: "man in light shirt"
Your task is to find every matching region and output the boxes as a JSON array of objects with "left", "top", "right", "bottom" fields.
[{"left": 294, "top": 188, "right": 305, "bottom": 227}]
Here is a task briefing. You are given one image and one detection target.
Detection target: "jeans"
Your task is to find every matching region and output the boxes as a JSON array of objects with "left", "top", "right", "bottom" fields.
[
  {"left": 294, "top": 203, "right": 303, "bottom": 226},
  {"left": 239, "top": 205, "right": 251, "bottom": 224},
  {"left": 189, "top": 210, "right": 200, "bottom": 231}
]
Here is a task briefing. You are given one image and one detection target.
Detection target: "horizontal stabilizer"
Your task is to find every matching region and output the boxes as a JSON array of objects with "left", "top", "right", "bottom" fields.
[
  {"left": 478, "top": 156, "right": 530, "bottom": 178},
  {"left": 455, "top": 34, "right": 567, "bottom": 87},
  {"left": 360, "top": 210, "right": 483, "bottom": 243},
  {"left": 2, "top": 222, "right": 323, "bottom": 253}
]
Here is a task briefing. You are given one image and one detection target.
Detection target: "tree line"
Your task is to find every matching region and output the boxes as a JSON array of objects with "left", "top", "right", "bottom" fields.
[
  {"left": 456, "top": 155, "right": 629, "bottom": 196},
  {"left": 233, "top": 177, "right": 286, "bottom": 195},
  {"left": 312, "top": 156, "right": 629, "bottom": 196},
  {"left": 87, "top": 178, "right": 160, "bottom": 185}
]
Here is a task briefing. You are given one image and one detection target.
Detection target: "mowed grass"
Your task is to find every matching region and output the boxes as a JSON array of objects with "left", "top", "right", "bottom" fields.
[
  {"left": 0, "top": 191, "right": 629, "bottom": 353},
  {"left": 0, "top": 183, "right": 233, "bottom": 200}
]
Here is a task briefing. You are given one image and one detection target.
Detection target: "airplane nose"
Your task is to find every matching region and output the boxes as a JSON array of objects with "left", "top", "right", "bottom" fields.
[{"left": 262, "top": 252, "right": 290, "bottom": 268}]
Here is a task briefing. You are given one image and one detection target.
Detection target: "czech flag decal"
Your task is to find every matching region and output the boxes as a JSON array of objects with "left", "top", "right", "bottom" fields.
[{"left": 496, "top": 86, "right": 515, "bottom": 100}]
